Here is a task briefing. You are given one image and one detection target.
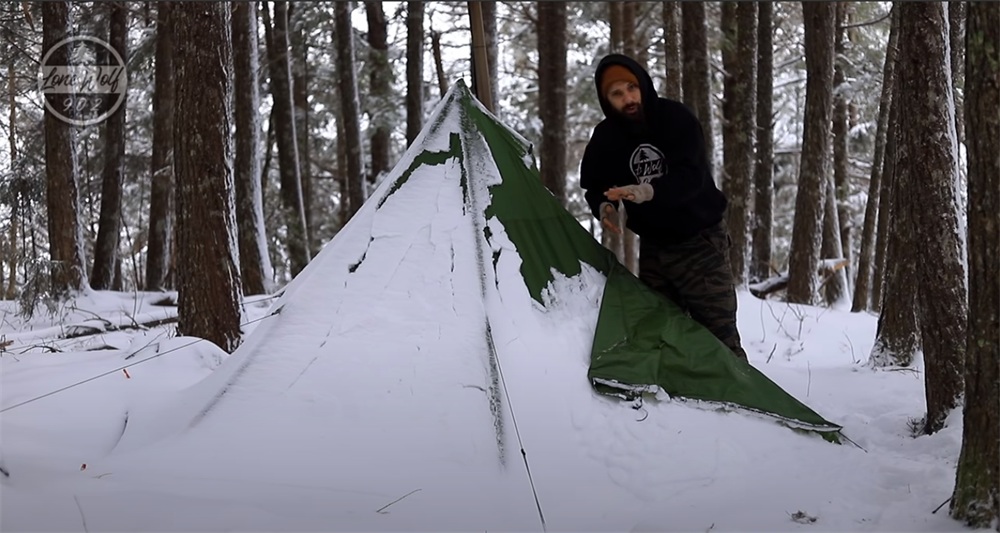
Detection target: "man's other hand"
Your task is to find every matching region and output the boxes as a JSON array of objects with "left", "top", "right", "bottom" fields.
[
  {"left": 605, "top": 183, "right": 654, "bottom": 203},
  {"left": 600, "top": 202, "right": 621, "bottom": 235}
]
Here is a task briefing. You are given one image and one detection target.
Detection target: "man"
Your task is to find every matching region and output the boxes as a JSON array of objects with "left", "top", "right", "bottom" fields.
[{"left": 580, "top": 53, "right": 748, "bottom": 361}]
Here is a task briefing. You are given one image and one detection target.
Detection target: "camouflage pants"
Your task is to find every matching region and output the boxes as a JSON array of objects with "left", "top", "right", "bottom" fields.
[{"left": 638, "top": 222, "right": 748, "bottom": 360}]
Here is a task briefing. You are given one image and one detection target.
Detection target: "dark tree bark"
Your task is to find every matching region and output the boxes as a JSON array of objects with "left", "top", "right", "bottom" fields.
[
  {"left": 853, "top": 5, "right": 899, "bottom": 313},
  {"left": 146, "top": 2, "right": 174, "bottom": 291},
  {"left": 364, "top": 1, "right": 391, "bottom": 184},
  {"left": 602, "top": 1, "right": 625, "bottom": 268},
  {"left": 469, "top": 1, "right": 498, "bottom": 105},
  {"left": 870, "top": 78, "right": 919, "bottom": 367},
  {"left": 621, "top": 2, "right": 637, "bottom": 57},
  {"left": 482, "top": 1, "right": 499, "bottom": 101},
  {"left": 91, "top": 2, "right": 127, "bottom": 290},
  {"left": 232, "top": 0, "right": 270, "bottom": 296},
  {"left": 42, "top": 1, "right": 88, "bottom": 292},
  {"left": 721, "top": 2, "right": 756, "bottom": 286},
  {"left": 406, "top": 1, "right": 424, "bottom": 146},
  {"left": 751, "top": 1, "right": 773, "bottom": 283},
  {"left": 334, "top": 2, "right": 365, "bottom": 221},
  {"left": 827, "top": 1, "right": 851, "bottom": 303},
  {"left": 950, "top": 3, "right": 999, "bottom": 526},
  {"left": 431, "top": 29, "right": 448, "bottom": 97},
  {"left": 609, "top": 2, "right": 623, "bottom": 53},
  {"left": 262, "top": 2, "right": 309, "bottom": 276},
  {"left": 172, "top": 2, "right": 243, "bottom": 352},
  {"left": 786, "top": 2, "right": 835, "bottom": 305},
  {"left": 681, "top": 2, "right": 714, "bottom": 177},
  {"left": 537, "top": 1, "right": 568, "bottom": 204},
  {"left": 662, "top": 2, "right": 682, "bottom": 101},
  {"left": 897, "top": 2, "right": 967, "bottom": 434},
  {"left": 289, "top": 3, "right": 314, "bottom": 255},
  {"left": 949, "top": 2, "right": 966, "bottom": 148}
]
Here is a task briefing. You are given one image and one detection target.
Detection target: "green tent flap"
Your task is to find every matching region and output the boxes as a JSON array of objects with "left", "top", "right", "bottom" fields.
[{"left": 451, "top": 81, "right": 842, "bottom": 440}]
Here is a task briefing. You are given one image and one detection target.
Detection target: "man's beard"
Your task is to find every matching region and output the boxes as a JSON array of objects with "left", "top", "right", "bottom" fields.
[{"left": 616, "top": 103, "right": 644, "bottom": 122}]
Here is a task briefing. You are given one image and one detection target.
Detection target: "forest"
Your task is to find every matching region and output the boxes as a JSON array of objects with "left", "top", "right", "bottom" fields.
[{"left": 0, "top": 1, "right": 997, "bottom": 528}]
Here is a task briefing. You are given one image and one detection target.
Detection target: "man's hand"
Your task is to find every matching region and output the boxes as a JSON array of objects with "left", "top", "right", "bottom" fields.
[
  {"left": 605, "top": 183, "right": 654, "bottom": 204},
  {"left": 600, "top": 202, "right": 621, "bottom": 235}
]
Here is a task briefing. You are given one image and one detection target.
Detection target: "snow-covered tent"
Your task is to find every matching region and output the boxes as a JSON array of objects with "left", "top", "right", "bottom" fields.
[{"left": 7, "top": 81, "right": 844, "bottom": 531}]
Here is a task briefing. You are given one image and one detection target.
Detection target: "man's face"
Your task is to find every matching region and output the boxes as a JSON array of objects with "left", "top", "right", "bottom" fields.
[{"left": 605, "top": 80, "right": 643, "bottom": 121}]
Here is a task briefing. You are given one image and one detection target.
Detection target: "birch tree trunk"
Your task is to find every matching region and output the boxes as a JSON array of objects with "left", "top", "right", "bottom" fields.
[
  {"left": 537, "top": 1, "right": 568, "bottom": 204},
  {"left": 786, "top": 2, "right": 835, "bottom": 305},
  {"left": 751, "top": 1, "right": 774, "bottom": 283},
  {"left": 146, "top": 2, "right": 174, "bottom": 291},
  {"left": 172, "top": 2, "right": 243, "bottom": 352},
  {"left": 949, "top": 3, "right": 999, "bottom": 525},
  {"left": 334, "top": 2, "right": 365, "bottom": 221},
  {"left": 232, "top": 0, "right": 271, "bottom": 296},
  {"left": 42, "top": 1, "right": 88, "bottom": 293},
  {"left": 91, "top": 2, "right": 127, "bottom": 290}
]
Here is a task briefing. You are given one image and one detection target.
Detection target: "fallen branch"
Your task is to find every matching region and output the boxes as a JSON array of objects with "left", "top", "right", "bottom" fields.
[
  {"left": 60, "top": 316, "right": 178, "bottom": 340},
  {"left": 749, "top": 259, "right": 850, "bottom": 299}
]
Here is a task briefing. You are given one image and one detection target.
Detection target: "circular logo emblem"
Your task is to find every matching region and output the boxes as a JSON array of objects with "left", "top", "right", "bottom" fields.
[
  {"left": 630, "top": 143, "right": 666, "bottom": 184},
  {"left": 38, "top": 36, "right": 127, "bottom": 127}
]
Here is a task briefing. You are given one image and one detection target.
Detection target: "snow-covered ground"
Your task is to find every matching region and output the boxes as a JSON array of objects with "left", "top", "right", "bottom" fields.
[{"left": 0, "top": 287, "right": 974, "bottom": 532}]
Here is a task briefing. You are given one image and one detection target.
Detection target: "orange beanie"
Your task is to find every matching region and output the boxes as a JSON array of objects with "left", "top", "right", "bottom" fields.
[{"left": 600, "top": 64, "right": 639, "bottom": 97}]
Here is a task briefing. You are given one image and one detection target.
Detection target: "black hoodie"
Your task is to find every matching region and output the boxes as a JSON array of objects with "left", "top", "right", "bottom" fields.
[{"left": 580, "top": 54, "right": 727, "bottom": 245}]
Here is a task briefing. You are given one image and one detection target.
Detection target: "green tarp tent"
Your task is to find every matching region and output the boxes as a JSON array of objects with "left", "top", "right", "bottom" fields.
[{"left": 411, "top": 81, "right": 842, "bottom": 440}]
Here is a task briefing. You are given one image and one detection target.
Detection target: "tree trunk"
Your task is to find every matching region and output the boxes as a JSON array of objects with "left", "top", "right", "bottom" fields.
[
  {"left": 681, "top": 2, "right": 715, "bottom": 177},
  {"left": 289, "top": 4, "right": 315, "bottom": 256},
  {"left": 949, "top": 3, "right": 999, "bottom": 526},
  {"left": 722, "top": 2, "right": 756, "bottom": 286},
  {"left": 602, "top": 1, "right": 625, "bottom": 267},
  {"left": 949, "top": 2, "right": 966, "bottom": 149},
  {"left": 482, "top": 1, "right": 499, "bottom": 103},
  {"left": 609, "top": 2, "right": 623, "bottom": 52},
  {"left": 262, "top": 2, "right": 309, "bottom": 276},
  {"left": 831, "top": 2, "right": 852, "bottom": 292},
  {"left": 431, "top": 30, "right": 448, "bottom": 97},
  {"left": 751, "top": 0, "right": 773, "bottom": 283},
  {"left": 172, "top": 2, "right": 243, "bottom": 352},
  {"left": 365, "top": 1, "right": 391, "bottom": 185},
  {"left": 537, "top": 1, "right": 568, "bottom": 204},
  {"left": 821, "top": 171, "right": 848, "bottom": 305},
  {"left": 334, "top": 2, "right": 365, "bottom": 221},
  {"left": 786, "top": 2, "right": 835, "bottom": 305},
  {"left": 42, "top": 1, "right": 88, "bottom": 293},
  {"left": 870, "top": 78, "right": 919, "bottom": 367},
  {"left": 91, "top": 2, "right": 127, "bottom": 290},
  {"left": 662, "top": 2, "right": 682, "bottom": 101},
  {"left": 853, "top": 5, "right": 898, "bottom": 313},
  {"left": 146, "top": 2, "right": 174, "bottom": 292},
  {"left": 406, "top": 1, "right": 424, "bottom": 146},
  {"left": 872, "top": 70, "right": 900, "bottom": 314},
  {"left": 232, "top": 0, "right": 271, "bottom": 296},
  {"left": 897, "top": 2, "right": 968, "bottom": 434},
  {"left": 469, "top": 1, "right": 498, "bottom": 108}
]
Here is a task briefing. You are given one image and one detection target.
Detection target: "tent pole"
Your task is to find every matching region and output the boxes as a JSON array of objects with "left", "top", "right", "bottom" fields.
[{"left": 467, "top": 1, "right": 494, "bottom": 113}]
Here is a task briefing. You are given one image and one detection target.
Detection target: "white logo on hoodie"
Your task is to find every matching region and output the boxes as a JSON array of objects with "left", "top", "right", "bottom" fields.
[{"left": 630, "top": 144, "right": 666, "bottom": 184}]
